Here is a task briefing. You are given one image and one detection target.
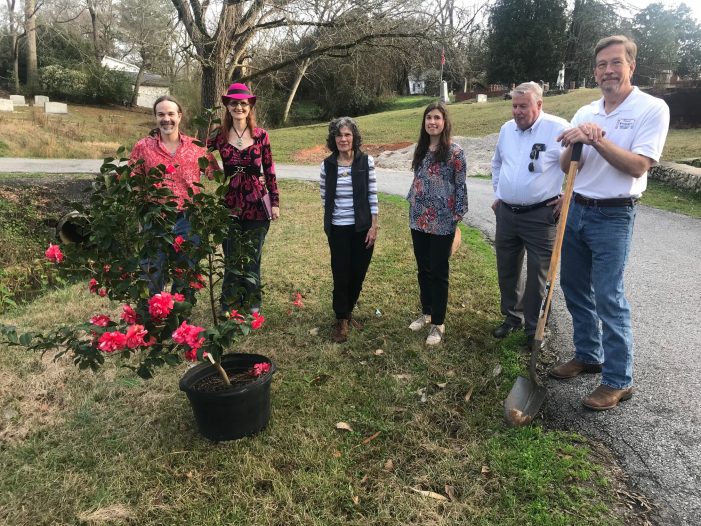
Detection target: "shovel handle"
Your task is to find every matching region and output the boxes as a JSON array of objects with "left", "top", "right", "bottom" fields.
[{"left": 534, "top": 142, "right": 582, "bottom": 341}]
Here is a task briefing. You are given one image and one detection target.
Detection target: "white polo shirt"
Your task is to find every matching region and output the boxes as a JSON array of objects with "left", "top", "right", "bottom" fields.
[
  {"left": 571, "top": 87, "right": 670, "bottom": 199},
  {"left": 492, "top": 112, "right": 569, "bottom": 206}
]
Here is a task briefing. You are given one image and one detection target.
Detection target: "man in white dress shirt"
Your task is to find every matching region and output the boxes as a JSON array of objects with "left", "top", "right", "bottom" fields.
[
  {"left": 490, "top": 82, "right": 569, "bottom": 347},
  {"left": 553, "top": 35, "right": 670, "bottom": 411}
]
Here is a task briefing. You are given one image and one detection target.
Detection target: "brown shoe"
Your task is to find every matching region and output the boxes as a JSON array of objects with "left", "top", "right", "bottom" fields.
[
  {"left": 549, "top": 358, "right": 602, "bottom": 379},
  {"left": 331, "top": 319, "right": 350, "bottom": 343},
  {"left": 582, "top": 384, "right": 634, "bottom": 411},
  {"left": 349, "top": 315, "right": 364, "bottom": 330}
]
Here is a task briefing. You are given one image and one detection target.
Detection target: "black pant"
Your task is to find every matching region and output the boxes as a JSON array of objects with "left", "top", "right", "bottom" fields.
[
  {"left": 410, "top": 228, "right": 454, "bottom": 326},
  {"left": 328, "top": 224, "right": 374, "bottom": 319}
]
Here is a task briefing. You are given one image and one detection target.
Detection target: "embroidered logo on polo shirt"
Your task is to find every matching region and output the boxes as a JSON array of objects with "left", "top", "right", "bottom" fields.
[{"left": 616, "top": 118, "right": 635, "bottom": 130}]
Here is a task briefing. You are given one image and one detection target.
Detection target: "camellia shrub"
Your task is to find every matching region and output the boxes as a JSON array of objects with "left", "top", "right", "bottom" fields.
[{"left": 1, "top": 115, "right": 268, "bottom": 385}]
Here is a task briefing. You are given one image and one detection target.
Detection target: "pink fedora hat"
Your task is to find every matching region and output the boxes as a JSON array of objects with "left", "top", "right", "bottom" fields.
[{"left": 221, "top": 83, "right": 257, "bottom": 106}]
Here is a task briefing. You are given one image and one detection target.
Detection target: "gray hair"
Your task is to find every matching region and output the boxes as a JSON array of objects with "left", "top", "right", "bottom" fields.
[
  {"left": 595, "top": 35, "right": 637, "bottom": 64},
  {"left": 326, "top": 116, "right": 363, "bottom": 155},
  {"left": 509, "top": 82, "right": 543, "bottom": 102}
]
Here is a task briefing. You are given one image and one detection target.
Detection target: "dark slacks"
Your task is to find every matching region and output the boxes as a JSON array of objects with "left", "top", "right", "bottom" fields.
[
  {"left": 221, "top": 217, "right": 269, "bottom": 311},
  {"left": 495, "top": 202, "right": 557, "bottom": 335},
  {"left": 327, "top": 224, "right": 374, "bottom": 320},
  {"left": 410, "top": 228, "right": 455, "bottom": 326}
]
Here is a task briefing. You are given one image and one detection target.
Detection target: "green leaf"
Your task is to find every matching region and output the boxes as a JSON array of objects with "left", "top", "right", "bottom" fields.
[{"left": 19, "top": 333, "right": 34, "bottom": 346}]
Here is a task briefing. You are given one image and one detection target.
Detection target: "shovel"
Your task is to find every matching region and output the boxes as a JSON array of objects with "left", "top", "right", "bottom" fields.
[{"left": 504, "top": 142, "right": 583, "bottom": 427}]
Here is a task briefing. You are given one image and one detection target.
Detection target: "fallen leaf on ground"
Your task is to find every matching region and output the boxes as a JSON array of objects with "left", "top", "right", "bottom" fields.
[
  {"left": 392, "top": 374, "right": 412, "bottom": 381},
  {"left": 309, "top": 374, "right": 331, "bottom": 386},
  {"left": 374, "top": 349, "right": 384, "bottom": 356},
  {"left": 481, "top": 465, "right": 491, "bottom": 476},
  {"left": 352, "top": 495, "right": 359, "bottom": 505},
  {"left": 390, "top": 406, "right": 407, "bottom": 413},
  {"left": 335, "top": 422, "right": 353, "bottom": 432},
  {"left": 416, "top": 387, "right": 427, "bottom": 403},
  {"left": 445, "top": 484, "right": 456, "bottom": 501},
  {"left": 507, "top": 408, "right": 533, "bottom": 426},
  {"left": 445, "top": 370, "right": 456, "bottom": 377},
  {"left": 492, "top": 364, "right": 502, "bottom": 377},
  {"left": 436, "top": 382, "right": 447, "bottom": 389},
  {"left": 410, "top": 487, "right": 448, "bottom": 501},
  {"left": 464, "top": 386, "right": 474, "bottom": 403},
  {"left": 362, "top": 431, "right": 381, "bottom": 445},
  {"left": 332, "top": 450, "right": 342, "bottom": 458},
  {"left": 383, "top": 459, "right": 394, "bottom": 471},
  {"left": 360, "top": 474, "right": 368, "bottom": 484},
  {"left": 309, "top": 327, "right": 319, "bottom": 336}
]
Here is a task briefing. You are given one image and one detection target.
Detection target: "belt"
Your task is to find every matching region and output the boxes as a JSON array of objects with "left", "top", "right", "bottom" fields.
[
  {"left": 573, "top": 193, "right": 638, "bottom": 207},
  {"left": 501, "top": 196, "right": 557, "bottom": 214},
  {"left": 227, "top": 165, "right": 260, "bottom": 176}
]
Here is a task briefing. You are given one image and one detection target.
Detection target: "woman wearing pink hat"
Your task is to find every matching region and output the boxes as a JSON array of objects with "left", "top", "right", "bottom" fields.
[{"left": 208, "top": 82, "right": 280, "bottom": 314}]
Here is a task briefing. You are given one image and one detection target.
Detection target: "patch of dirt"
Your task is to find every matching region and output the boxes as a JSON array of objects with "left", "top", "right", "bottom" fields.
[
  {"left": 0, "top": 176, "right": 93, "bottom": 224},
  {"left": 291, "top": 141, "right": 415, "bottom": 164}
]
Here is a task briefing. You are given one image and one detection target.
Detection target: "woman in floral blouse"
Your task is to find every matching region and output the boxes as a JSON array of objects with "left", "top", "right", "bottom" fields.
[
  {"left": 208, "top": 83, "right": 280, "bottom": 314},
  {"left": 406, "top": 102, "right": 468, "bottom": 345}
]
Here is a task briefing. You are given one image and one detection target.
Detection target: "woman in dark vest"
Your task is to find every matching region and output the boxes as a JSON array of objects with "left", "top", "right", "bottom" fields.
[{"left": 320, "top": 117, "right": 378, "bottom": 343}]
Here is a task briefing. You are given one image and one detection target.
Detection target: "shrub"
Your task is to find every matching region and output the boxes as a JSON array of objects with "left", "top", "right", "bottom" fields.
[
  {"left": 40, "top": 64, "right": 132, "bottom": 105},
  {"left": 40, "top": 65, "right": 89, "bottom": 102}
]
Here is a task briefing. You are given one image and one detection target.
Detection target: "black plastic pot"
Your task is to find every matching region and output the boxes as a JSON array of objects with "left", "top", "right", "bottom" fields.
[{"left": 179, "top": 353, "right": 276, "bottom": 441}]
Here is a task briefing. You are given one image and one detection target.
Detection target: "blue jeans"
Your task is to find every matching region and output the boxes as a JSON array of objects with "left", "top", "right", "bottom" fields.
[
  {"left": 560, "top": 201, "right": 637, "bottom": 389},
  {"left": 142, "top": 213, "right": 200, "bottom": 299},
  {"left": 221, "top": 218, "right": 269, "bottom": 312}
]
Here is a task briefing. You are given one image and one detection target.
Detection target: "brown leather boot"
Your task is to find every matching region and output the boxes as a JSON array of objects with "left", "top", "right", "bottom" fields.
[
  {"left": 331, "top": 319, "right": 350, "bottom": 343},
  {"left": 582, "top": 384, "right": 634, "bottom": 411},
  {"left": 549, "top": 358, "right": 602, "bottom": 379}
]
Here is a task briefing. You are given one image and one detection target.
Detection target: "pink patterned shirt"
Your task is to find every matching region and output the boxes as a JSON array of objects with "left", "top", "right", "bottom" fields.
[{"left": 129, "top": 132, "right": 218, "bottom": 210}]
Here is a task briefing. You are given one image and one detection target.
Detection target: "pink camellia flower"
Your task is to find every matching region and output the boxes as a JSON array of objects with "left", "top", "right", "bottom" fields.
[
  {"left": 251, "top": 312, "right": 265, "bottom": 330},
  {"left": 97, "top": 331, "right": 127, "bottom": 353},
  {"left": 173, "top": 268, "right": 184, "bottom": 278},
  {"left": 165, "top": 164, "right": 177, "bottom": 175},
  {"left": 189, "top": 274, "right": 205, "bottom": 290},
  {"left": 89, "top": 278, "right": 99, "bottom": 293},
  {"left": 45, "top": 244, "right": 64, "bottom": 263},
  {"left": 148, "top": 292, "right": 175, "bottom": 321},
  {"left": 103, "top": 264, "right": 111, "bottom": 273},
  {"left": 184, "top": 349, "right": 198, "bottom": 362},
  {"left": 292, "top": 292, "right": 304, "bottom": 308},
  {"left": 98, "top": 288, "right": 107, "bottom": 297},
  {"left": 90, "top": 314, "right": 111, "bottom": 327},
  {"left": 121, "top": 304, "right": 138, "bottom": 324},
  {"left": 125, "top": 324, "right": 148, "bottom": 349},
  {"left": 173, "top": 293, "right": 186, "bottom": 302},
  {"left": 228, "top": 309, "right": 244, "bottom": 323},
  {"left": 173, "top": 235, "right": 185, "bottom": 253},
  {"left": 172, "top": 321, "right": 205, "bottom": 352},
  {"left": 251, "top": 362, "right": 271, "bottom": 377}
]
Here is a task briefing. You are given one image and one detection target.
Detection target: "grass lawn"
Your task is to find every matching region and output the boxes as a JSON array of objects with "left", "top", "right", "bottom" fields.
[
  {"left": 0, "top": 180, "right": 640, "bottom": 525},
  {"left": 641, "top": 179, "right": 701, "bottom": 218}
]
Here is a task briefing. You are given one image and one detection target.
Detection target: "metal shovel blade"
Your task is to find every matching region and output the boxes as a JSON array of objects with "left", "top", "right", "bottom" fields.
[{"left": 504, "top": 376, "right": 546, "bottom": 427}]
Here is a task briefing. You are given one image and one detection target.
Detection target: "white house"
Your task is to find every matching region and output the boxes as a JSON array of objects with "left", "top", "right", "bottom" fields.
[
  {"left": 101, "top": 56, "right": 170, "bottom": 109},
  {"left": 408, "top": 74, "right": 426, "bottom": 95}
]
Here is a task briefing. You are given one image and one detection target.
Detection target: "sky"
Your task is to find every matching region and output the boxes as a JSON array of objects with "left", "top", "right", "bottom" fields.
[{"left": 623, "top": 0, "right": 701, "bottom": 23}]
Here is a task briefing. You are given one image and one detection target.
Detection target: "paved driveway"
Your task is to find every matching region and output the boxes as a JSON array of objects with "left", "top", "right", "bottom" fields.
[{"left": 1, "top": 158, "right": 699, "bottom": 525}]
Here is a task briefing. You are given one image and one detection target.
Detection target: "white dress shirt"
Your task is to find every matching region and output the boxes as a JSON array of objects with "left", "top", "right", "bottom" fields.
[{"left": 492, "top": 112, "right": 569, "bottom": 205}]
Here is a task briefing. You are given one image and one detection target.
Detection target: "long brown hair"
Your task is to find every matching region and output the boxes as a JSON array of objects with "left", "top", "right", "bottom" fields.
[
  {"left": 221, "top": 100, "right": 257, "bottom": 139},
  {"left": 411, "top": 102, "right": 452, "bottom": 171}
]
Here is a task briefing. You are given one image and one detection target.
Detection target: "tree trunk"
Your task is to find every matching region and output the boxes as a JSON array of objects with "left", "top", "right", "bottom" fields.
[
  {"left": 130, "top": 62, "right": 146, "bottom": 107},
  {"left": 199, "top": 63, "right": 227, "bottom": 139},
  {"left": 282, "top": 58, "right": 312, "bottom": 124},
  {"left": 89, "top": 5, "right": 101, "bottom": 61},
  {"left": 11, "top": 37, "right": 19, "bottom": 93},
  {"left": 24, "top": 0, "right": 38, "bottom": 96}
]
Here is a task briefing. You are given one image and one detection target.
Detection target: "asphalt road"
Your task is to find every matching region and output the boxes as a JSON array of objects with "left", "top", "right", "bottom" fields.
[{"left": 1, "top": 158, "right": 699, "bottom": 525}]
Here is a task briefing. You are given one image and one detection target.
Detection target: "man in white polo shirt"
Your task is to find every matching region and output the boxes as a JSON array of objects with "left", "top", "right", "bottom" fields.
[
  {"left": 491, "top": 82, "right": 569, "bottom": 348},
  {"left": 553, "top": 35, "right": 670, "bottom": 411}
]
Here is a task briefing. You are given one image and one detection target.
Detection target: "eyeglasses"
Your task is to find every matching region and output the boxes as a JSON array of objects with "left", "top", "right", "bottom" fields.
[
  {"left": 228, "top": 101, "right": 250, "bottom": 108},
  {"left": 528, "top": 143, "right": 546, "bottom": 172}
]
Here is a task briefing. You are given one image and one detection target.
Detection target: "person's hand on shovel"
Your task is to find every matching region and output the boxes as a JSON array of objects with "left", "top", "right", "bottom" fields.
[{"left": 558, "top": 123, "right": 605, "bottom": 147}]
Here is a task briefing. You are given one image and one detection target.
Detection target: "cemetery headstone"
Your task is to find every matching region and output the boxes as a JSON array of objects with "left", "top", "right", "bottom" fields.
[
  {"left": 45, "top": 102, "right": 68, "bottom": 114},
  {"left": 35, "top": 95, "right": 49, "bottom": 107},
  {"left": 10, "top": 95, "right": 27, "bottom": 106},
  {"left": 0, "top": 99, "right": 14, "bottom": 112}
]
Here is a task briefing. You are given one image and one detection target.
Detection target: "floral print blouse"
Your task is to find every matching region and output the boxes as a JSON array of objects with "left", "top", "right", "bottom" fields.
[
  {"left": 208, "top": 128, "right": 279, "bottom": 220},
  {"left": 407, "top": 142, "right": 468, "bottom": 235}
]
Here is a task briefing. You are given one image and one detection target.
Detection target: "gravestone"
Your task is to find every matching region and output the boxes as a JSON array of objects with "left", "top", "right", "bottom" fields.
[
  {"left": 476, "top": 94, "right": 488, "bottom": 103},
  {"left": 440, "top": 81, "right": 449, "bottom": 103},
  {"left": 45, "top": 102, "right": 68, "bottom": 114},
  {"left": 10, "top": 95, "right": 27, "bottom": 106},
  {"left": 34, "top": 95, "right": 49, "bottom": 107},
  {"left": 0, "top": 99, "right": 13, "bottom": 112}
]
